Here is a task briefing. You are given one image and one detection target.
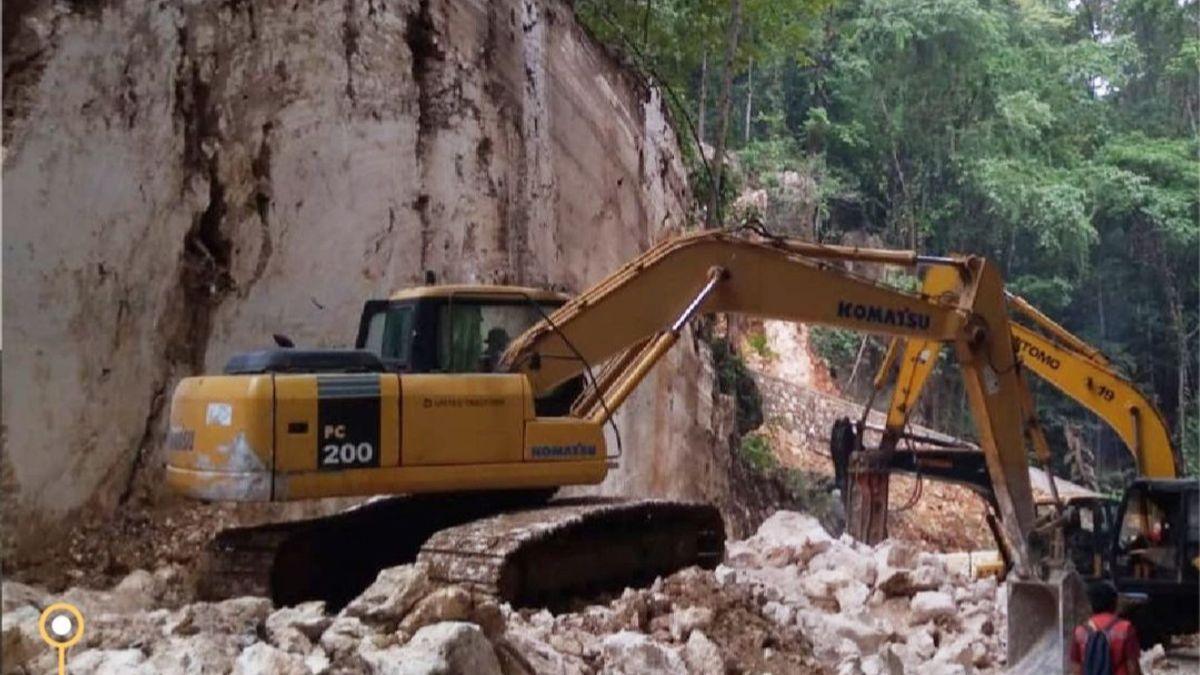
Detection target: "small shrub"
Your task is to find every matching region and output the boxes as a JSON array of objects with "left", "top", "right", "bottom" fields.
[
  {"left": 740, "top": 433, "right": 778, "bottom": 472},
  {"left": 810, "top": 326, "right": 860, "bottom": 371},
  {"left": 708, "top": 336, "right": 764, "bottom": 436},
  {"left": 747, "top": 332, "right": 773, "bottom": 359}
]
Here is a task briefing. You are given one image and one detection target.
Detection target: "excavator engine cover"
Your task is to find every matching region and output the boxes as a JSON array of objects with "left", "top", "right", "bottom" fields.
[{"left": 1005, "top": 569, "right": 1091, "bottom": 674}]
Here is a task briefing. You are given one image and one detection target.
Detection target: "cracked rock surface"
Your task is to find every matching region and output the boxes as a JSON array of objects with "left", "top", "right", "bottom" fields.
[{"left": 2, "top": 0, "right": 772, "bottom": 583}]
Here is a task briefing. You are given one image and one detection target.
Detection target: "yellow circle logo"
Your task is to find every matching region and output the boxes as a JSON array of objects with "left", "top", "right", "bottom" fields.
[{"left": 38, "top": 603, "right": 85, "bottom": 674}]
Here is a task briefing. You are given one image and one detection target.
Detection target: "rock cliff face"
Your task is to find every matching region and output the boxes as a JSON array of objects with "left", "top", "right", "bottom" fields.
[{"left": 1, "top": 0, "right": 723, "bottom": 555}]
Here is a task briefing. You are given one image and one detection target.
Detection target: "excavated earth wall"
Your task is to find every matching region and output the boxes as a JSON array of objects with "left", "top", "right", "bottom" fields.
[{"left": 1, "top": 0, "right": 756, "bottom": 559}]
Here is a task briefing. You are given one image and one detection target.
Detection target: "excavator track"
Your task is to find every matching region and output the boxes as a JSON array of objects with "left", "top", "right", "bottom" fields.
[
  {"left": 196, "top": 493, "right": 724, "bottom": 611},
  {"left": 196, "top": 490, "right": 555, "bottom": 608},
  {"left": 418, "top": 499, "right": 725, "bottom": 608}
]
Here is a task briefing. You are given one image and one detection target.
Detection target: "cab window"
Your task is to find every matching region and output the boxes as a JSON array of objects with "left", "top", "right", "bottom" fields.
[
  {"left": 1117, "top": 490, "right": 1181, "bottom": 580},
  {"left": 436, "top": 301, "right": 559, "bottom": 373},
  {"left": 362, "top": 304, "right": 415, "bottom": 368}
]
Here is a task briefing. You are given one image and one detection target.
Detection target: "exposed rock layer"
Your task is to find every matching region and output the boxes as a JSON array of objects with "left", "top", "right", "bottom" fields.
[{"left": 0, "top": 0, "right": 746, "bottom": 556}]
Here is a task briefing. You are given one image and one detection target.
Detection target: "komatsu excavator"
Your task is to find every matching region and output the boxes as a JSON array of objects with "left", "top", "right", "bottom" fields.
[
  {"left": 839, "top": 265, "right": 1197, "bottom": 648},
  {"left": 166, "top": 229, "right": 1084, "bottom": 669}
]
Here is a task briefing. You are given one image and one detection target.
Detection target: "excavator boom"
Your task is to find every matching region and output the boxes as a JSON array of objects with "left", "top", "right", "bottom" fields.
[{"left": 501, "top": 230, "right": 1045, "bottom": 575}]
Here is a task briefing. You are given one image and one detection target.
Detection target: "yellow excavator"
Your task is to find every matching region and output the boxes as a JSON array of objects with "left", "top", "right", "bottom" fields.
[
  {"left": 840, "top": 266, "right": 1196, "bottom": 649},
  {"left": 166, "top": 229, "right": 1083, "bottom": 668}
]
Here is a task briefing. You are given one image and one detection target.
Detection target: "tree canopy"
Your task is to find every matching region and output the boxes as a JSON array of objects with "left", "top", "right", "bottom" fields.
[{"left": 579, "top": 0, "right": 1199, "bottom": 483}]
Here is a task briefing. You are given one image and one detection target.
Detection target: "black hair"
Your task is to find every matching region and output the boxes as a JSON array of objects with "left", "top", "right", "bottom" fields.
[{"left": 1087, "top": 580, "right": 1119, "bottom": 613}]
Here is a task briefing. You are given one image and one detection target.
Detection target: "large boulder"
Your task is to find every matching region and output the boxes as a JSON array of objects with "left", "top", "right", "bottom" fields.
[
  {"left": 343, "top": 564, "right": 434, "bottom": 628},
  {"left": 741, "top": 511, "right": 834, "bottom": 567},
  {"left": 359, "top": 622, "right": 502, "bottom": 675}
]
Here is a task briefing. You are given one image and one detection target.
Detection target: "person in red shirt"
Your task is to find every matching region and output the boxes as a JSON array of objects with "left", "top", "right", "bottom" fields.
[{"left": 1070, "top": 580, "right": 1142, "bottom": 675}]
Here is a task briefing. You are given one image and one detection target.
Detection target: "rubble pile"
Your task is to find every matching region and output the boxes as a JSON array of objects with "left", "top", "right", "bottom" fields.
[
  {"left": 2, "top": 511, "right": 1012, "bottom": 675},
  {"left": 720, "top": 511, "right": 1006, "bottom": 675}
]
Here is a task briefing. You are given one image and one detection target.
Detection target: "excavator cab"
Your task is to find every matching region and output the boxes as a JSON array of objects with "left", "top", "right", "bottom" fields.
[
  {"left": 1111, "top": 479, "right": 1200, "bottom": 645},
  {"left": 355, "top": 285, "right": 567, "bottom": 375},
  {"left": 1035, "top": 497, "right": 1119, "bottom": 580},
  {"left": 354, "top": 285, "right": 584, "bottom": 415}
]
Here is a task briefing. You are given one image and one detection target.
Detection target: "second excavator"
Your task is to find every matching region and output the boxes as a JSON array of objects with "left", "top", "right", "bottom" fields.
[
  {"left": 834, "top": 266, "right": 1197, "bottom": 650},
  {"left": 165, "top": 229, "right": 1084, "bottom": 670}
]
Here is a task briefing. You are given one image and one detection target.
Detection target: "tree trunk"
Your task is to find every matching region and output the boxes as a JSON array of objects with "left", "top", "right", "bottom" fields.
[
  {"left": 706, "top": 0, "right": 743, "bottom": 227},
  {"left": 845, "top": 335, "right": 869, "bottom": 391},
  {"left": 1139, "top": 220, "right": 1190, "bottom": 472},
  {"left": 640, "top": 0, "right": 652, "bottom": 48},
  {"left": 744, "top": 57, "right": 753, "bottom": 144},
  {"left": 697, "top": 52, "right": 707, "bottom": 145}
]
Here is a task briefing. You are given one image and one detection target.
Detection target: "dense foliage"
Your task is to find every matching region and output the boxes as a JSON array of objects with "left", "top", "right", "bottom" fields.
[{"left": 580, "top": 0, "right": 1198, "bottom": 483}]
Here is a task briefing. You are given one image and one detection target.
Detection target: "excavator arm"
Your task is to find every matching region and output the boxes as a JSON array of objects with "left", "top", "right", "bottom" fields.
[
  {"left": 501, "top": 230, "right": 1041, "bottom": 575},
  {"left": 874, "top": 281, "right": 1179, "bottom": 479},
  {"left": 1008, "top": 309, "right": 1179, "bottom": 479}
]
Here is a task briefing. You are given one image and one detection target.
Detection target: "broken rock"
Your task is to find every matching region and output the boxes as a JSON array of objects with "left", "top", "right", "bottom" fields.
[
  {"left": 233, "top": 642, "right": 311, "bottom": 675},
  {"left": 874, "top": 541, "right": 919, "bottom": 570},
  {"left": 835, "top": 580, "right": 872, "bottom": 613},
  {"left": 1, "top": 581, "right": 43, "bottom": 613},
  {"left": 320, "top": 614, "right": 372, "bottom": 662},
  {"left": 820, "top": 613, "right": 888, "bottom": 654},
  {"left": 601, "top": 630, "right": 688, "bottom": 675},
  {"left": 360, "top": 622, "right": 502, "bottom": 675},
  {"left": 398, "top": 586, "right": 473, "bottom": 637},
  {"left": 810, "top": 545, "right": 878, "bottom": 586},
  {"left": 343, "top": 563, "right": 433, "bottom": 628},
  {"left": 140, "top": 634, "right": 243, "bottom": 673},
  {"left": 682, "top": 630, "right": 724, "bottom": 675},
  {"left": 265, "top": 601, "right": 330, "bottom": 654},
  {"left": 502, "top": 627, "right": 589, "bottom": 675},
  {"left": 163, "top": 597, "right": 272, "bottom": 641},
  {"left": 668, "top": 606, "right": 714, "bottom": 641},
  {"left": 2, "top": 606, "right": 45, "bottom": 673},
  {"left": 67, "top": 648, "right": 149, "bottom": 675},
  {"left": 910, "top": 591, "right": 956, "bottom": 624}
]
